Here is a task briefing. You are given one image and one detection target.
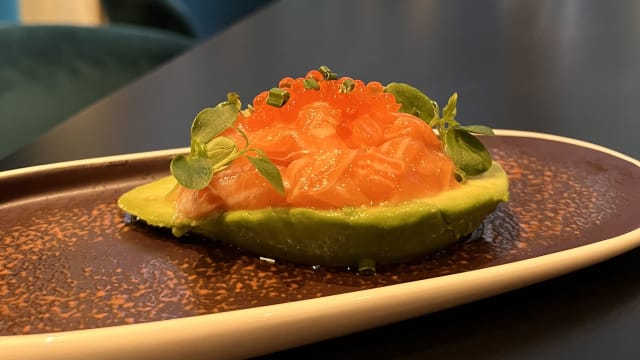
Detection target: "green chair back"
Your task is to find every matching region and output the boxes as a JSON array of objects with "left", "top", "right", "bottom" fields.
[{"left": 0, "top": 25, "right": 194, "bottom": 160}]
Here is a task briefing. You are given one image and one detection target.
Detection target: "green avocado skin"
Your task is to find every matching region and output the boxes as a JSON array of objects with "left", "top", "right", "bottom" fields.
[{"left": 118, "top": 162, "right": 509, "bottom": 266}]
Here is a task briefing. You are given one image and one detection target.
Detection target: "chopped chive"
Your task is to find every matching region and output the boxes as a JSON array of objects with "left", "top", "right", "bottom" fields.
[
  {"left": 304, "top": 78, "right": 320, "bottom": 90},
  {"left": 318, "top": 65, "right": 331, "bottom": 76},
  {"left": 339, "top": 78, "right": 355, "bottom": 93},
  {"left": 357, "top": 258, "right": 376, "bottom": 275},
  {"left": 266, "top": 88, "right": 290, "bottom": 107},
  {"left": 318, "top": 65, "right": 338, "bottom": 80}
]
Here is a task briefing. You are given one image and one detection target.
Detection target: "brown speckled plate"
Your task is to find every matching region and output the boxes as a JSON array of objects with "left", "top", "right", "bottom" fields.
[{"left": 1, "top": 130, "right": 639, "bottom": 359}]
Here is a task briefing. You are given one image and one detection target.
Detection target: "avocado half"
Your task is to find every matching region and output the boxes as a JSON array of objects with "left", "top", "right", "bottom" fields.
[{"left": 118, "top": 162, "right": 509, "bottom": 267}]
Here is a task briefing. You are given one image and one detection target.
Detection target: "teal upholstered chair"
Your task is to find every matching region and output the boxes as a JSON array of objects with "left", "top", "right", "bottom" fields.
[
  {"left": 0, "top": 25, "right": 194, "bottom": 160},
  {"left": 101, "top": 0, "right": 274, "bottom": 40},
  {"left": 0, "top": 1, "right": 272, "bottom": 160}
]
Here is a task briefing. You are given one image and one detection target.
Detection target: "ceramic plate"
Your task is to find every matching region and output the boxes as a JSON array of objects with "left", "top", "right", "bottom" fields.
[{"left": 1, "top": 130, "right": 638, "bottom": 359}]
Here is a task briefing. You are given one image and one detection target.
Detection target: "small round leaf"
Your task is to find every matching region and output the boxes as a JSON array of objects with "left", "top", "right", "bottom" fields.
[
  {"left": 443, "top": 128, "right": 492, "bottom": 177},
  {"left": 170, "top": 155, "right": 213, "bottom": 190},
  {"left": 384, "top": 82, "right": 437, "bottom": 123}
]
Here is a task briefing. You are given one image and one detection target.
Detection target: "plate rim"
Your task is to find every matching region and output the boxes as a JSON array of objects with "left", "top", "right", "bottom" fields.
[{"left": 1, "top": 130, "right": 639, "bottom": 359}]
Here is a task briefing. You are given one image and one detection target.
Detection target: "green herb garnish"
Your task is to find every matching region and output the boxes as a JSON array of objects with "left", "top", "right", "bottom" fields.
[
  {"left": 303, "top": 78, "right": 320, "bottom": 90},
  {"left": 266, "top": 88, "right": 290, "bottom": 108},
  {"left": 384, "top": 82, "right": 437, "bottom": 123},
  {"left": 384, "top": 83, "right": 495, "bottom": 180},
  {"left": 170, "top": 93, "right": 284, "bottom": 193},
  {"left": 357, "top": 258, "right": 376, "bottom": 275},
  {"left": 339, "top": 78, "right": 355, "bottom": 93},
  {"left": 318, "top": 65, "right": 338, "bottom": 80},
  {"left": 247, "top": 151, "right": 285, "bottom": 194}
]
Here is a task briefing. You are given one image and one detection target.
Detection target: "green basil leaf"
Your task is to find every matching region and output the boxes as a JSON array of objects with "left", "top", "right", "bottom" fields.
[
  {"left": 443, "top": 128, "right": 492, "bottom": 177},
  {"left": 457, "top": 124, "right": 495, "bottom": 135},
  {"left": 247, "top": 155, "right": 285, "bottom": 195},
  {"left": 170, "top": 155, "right": 213, "bottom": 190},
  {"left": 443, "top": 92, "right": 458, "bottom": 119},
  {"left": 206, "top": 136, "right": 238, "bottom": 165},
  {"left": 190, "top": 102, "right": 238, "bottom": 144},
  {"left": 384, "top": 82, "right": 437, "bottom": 123}
]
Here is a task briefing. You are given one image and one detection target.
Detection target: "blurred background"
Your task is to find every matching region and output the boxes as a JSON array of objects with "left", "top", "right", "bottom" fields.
[
  {"left": 2, "top": 0, "right": 638, "bottom": 163},
  {"left": 2, "top": 0, "right": 105, "bottom": 26},
  {"left": 0, "top": 0, "right": 273, "bottom": 160},
  {"left": 1, "top": 0, "right": 274, "bottom": 40}
]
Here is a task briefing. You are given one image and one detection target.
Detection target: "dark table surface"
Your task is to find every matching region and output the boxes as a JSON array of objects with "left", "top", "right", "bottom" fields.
[{"left": 2, "top": 0, "right": 639, "bottom": 358}]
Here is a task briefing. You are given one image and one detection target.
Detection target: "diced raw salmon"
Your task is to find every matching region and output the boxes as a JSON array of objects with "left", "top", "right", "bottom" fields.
[
  {"left": 296, "top": 102, "right": 340, "bottom": 138},
  {"left": 286, "top": 149, "right": 368, "bottom": 209},
  {"left": 175, "top": 72, "right": 457, "bottom": 216},
  {"left": 175, "top": 184, "right": 224, "bottom": 220},
  {"left": 213, "top": 160, "right": 288, "bottom": 210}
]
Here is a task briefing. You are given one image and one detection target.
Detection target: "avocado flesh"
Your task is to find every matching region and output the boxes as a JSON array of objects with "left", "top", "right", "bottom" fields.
[{"left": 118, "top": 162, "right": 509, "bottom": 266}]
